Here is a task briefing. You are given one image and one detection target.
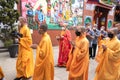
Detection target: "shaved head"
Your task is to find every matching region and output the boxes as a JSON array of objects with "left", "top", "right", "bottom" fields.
[
  {"left": 19, "top": 16, "right": 27, "bottom": 23},
  {"left": 76, "top": 26, "right": 86, "bottom": 34}
]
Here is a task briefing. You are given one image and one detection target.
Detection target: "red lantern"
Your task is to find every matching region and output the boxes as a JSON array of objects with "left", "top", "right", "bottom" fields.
[
  {"left": 100, "top": 12, "right": 102, "bottom": 16},
  {"left": 94, "top": 11, "right": 97, "bottom": 14}
]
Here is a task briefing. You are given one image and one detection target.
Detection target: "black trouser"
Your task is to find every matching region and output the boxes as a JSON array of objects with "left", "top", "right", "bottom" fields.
[
  {"left": 89, "top": 47, "right": 92, "bottom": 58},
  {"left": 92, "top": 44, "right": 97, "bottom": 58}
]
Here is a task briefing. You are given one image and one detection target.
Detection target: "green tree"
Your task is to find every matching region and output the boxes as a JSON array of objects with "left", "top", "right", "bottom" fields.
[
  {"left": 0, "top": 0, "right": 19, "bottom": 28},
  {"left": 0, "top": 0, "right": 20, "bottom": 46}
]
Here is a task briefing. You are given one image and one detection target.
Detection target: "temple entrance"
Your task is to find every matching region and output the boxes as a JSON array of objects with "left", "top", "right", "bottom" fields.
[
  {"left": 114, "top": 5, "right": 120, "bottom": 23},
  {"left": 93, "top": 6, "right": 109, "bottom": 30}
]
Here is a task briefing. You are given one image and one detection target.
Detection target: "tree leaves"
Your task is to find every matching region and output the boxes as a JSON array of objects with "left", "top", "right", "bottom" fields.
[
  {"left": 0, "top": 0, "right": 20, "bottom": 26},
  {"left": 0, "top": 0, "right": 20, "bottom": 42}
]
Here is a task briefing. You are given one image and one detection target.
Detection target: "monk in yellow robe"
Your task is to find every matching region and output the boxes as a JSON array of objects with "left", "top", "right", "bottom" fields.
[
  {"left": 0, "top": 67, "right": 4, "bottom": 80},
  {"left": 94, "top": 28, "right": 120, "bottom": 80},
  {"left": 95, "top": 35, "right": 108, "bottom": 62},
  {"left": 31, "top": 24, "right": 54, "bottom": 80},
  {"left": 14, "top": 17, "right": 34, "bottom": 80},
  {"left": 66, "top": 27, "right": 89, "bottom": 80}
]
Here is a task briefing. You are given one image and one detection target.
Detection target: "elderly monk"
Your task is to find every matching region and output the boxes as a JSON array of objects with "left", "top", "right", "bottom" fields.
[
  {"left": 0, "top": 67, "right": 4, "bottom": 80},
  {"left": 14, "top": 17, "right": 34, "bottom": 80},
  {"left": 56, "top": 23, "right": 72, "bottom": 67},
  {"left": 94, "top": 28, "right": 120, "bottom": 80},
  {"left": 66, "top": 27, "right": 89, "bottom": 80},
  {"left": 31, "top": 24, "right": 54, "bottom": 80}
]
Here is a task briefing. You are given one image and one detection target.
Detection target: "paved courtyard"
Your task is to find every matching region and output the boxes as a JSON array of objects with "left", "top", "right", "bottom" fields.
[{"left": 0, "top": 46, "right": 97, "bottom": 80}]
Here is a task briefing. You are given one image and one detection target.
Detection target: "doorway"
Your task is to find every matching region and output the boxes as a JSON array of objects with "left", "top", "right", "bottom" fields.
[
  {"left": 114, "top": 5, "right": 120, "bottom": 23},
  {"left": 93, "top": 6, "right": 109, "bottom": 30}
]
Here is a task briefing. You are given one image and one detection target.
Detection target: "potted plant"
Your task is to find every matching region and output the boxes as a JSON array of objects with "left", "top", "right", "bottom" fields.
[
  {"left": 4, "top": 39, "right": 18, "bottom": 58},
  {"left": 0, "top": 0, "right": 20, "bottom": 58},
  {"left": 0, "top": 27, "right": 19, "bottom": 58},
  {"left": 7, "top": 40, "right": 19, "bottom": 58}
]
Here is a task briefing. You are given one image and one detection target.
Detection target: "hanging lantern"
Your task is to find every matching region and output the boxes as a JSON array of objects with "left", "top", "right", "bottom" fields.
[
  {"left": 116, "top": 10, "right": 119, "bottom": 14},
  {"left": 100, "top": 12, "right": 103, "bottom": 16},
  {"left": 118, "top": 10, "right": 120, "bottom": 14},
  {"left": 94, "top": 11, "right": 97, "bottom": 14},
  {"left": 101, "top": 21, "right": 105, "bottom": 25}
]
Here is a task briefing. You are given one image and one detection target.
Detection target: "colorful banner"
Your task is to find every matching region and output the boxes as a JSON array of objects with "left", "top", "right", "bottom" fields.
[
  {"left": 21, "top": 0, "right": 37, "bottom": 17},
  {"left": 20, "top": 0, "right": 84, "bottom": 29}
]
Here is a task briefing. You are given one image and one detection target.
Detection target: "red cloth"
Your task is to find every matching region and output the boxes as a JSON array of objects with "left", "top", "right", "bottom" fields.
[{"left": 58, "top": 29, "right": 72, "bottom": 66}]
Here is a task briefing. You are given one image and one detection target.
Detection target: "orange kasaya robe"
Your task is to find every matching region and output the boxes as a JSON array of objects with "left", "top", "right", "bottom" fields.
[
  {"left": 94, "top": 37, "right": 120, "bottom": 80},
  {"left": 16, "top": 25, "right": 34, "bottom": 78},
  {"left": 66, "top": 35, "right": 89, "bottom": 80},
  {"left": 33, "top": 32, "right": 54, "bottom": 80},
  {"left": 58, "top": 29, "right": 71, "bottom": 66},
  {"left": 95, "top": 36, "right": 109, "bottom": 62},
  {"left": 0, "top": 67, "right": 4, "bottom": 79}
]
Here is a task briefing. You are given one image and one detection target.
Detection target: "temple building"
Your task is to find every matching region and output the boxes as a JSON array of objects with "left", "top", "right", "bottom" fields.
[{"left": 83, "top": 0, "right": 115, "bottom": 30}]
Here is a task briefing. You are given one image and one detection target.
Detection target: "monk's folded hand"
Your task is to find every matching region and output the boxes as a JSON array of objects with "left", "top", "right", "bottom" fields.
[
  {"left": 102, "top": 44, "right": 107, "bottom": 51},
  {"left": 31, "top": 44, "right": 38, "bottom": 49},
  {"left": 60, "top": 36, "right": 64, "bottom": 38},
  {"left": 39, "top": 52, "right": 43, "bottom": 58},
  {"left": 56, "top": 35, "right": 60, "bottom": 40}
]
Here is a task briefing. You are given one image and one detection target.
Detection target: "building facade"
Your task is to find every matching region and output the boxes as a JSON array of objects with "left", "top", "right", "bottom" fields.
[
  {"left": 17, "top": 0, "right": 118, "bottom": 46},
  {"left": 83, "top": 0, "right": 115, "bottom": 30}
]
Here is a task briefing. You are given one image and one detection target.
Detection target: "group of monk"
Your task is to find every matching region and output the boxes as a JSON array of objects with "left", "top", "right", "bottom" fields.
[
  {"left": 56, "top": 22, "right": 120, "bottom": 80},
  {"left": 0, "top": 16, "right": 53, "bottom": 80},
  {"left": 0, "top": 16, "right": 120, "bottom": 80}
]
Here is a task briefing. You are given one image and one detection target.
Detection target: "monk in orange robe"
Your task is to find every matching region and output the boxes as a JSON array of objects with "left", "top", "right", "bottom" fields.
[
  {"left": 14, "top": 17, "right": 34, "bottom": 80},
  {"left": 56, "top": 23, "right": 72, "bottom": 67},
  {"left": 66, "top": 27, "right": 89, "bottom": 80},
  {"left": 0, "top": 67, "right": 4, "bottom": 80},
  {"left": 94, "top": 28, "right": 120, "bottom": 80},
  {"left": 95, "top": 35, "right": 108, "bottom": 62},
  {"left": 31, "top": 24, "right": 54, "bottom": 80}
]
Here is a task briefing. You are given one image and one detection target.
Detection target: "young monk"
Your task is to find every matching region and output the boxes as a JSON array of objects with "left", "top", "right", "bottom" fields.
[
  {"left": 31, "top": 24, "right": 54, "bottom": 80},
  {"left": 66, "top": 26, "right": 89, "bottom": 80},
  {"left": 56, "top": 23, "right": 72, "bottom": 67}
]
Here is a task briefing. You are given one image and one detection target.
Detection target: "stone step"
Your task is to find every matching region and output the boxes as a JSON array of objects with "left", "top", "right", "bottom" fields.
[
  {"left": 0, "top": 47, "right": 6, "bottom": 49},
  {"left": 0, "top": 47, "right": 8, "bottom": 53}
]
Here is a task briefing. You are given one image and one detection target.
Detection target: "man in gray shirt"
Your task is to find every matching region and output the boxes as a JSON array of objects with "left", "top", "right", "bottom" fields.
[
  {"left": 86, "top": 23, "right": 94, "bottom": 58},
  {"left": 92, "top": 24, "right": 100, "bottom": 59},
  {"left": 100, "top": 26, "right": 107, "bottom": 39}
]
